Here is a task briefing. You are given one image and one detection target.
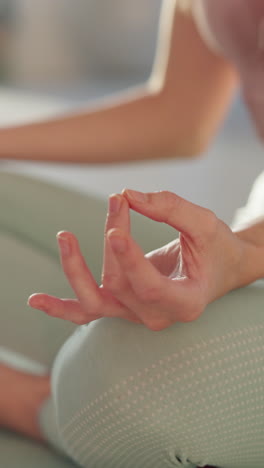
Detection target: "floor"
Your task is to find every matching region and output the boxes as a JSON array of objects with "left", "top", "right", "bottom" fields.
[{"left": 1, "top": 79, "right": 263, "bottom": 225}]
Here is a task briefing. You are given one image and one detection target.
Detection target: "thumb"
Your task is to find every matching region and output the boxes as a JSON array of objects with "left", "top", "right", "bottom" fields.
[{"left": 123, "top": 189, "right": 217, "bottom": 242}]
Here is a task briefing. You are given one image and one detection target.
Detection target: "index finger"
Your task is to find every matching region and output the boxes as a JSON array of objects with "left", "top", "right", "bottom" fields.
[
  {"left": 102, "top": 194, "right": 130, "bottom": 285},
  {"left": 123, "top": 189, "right": 217, "bottom": 241}
]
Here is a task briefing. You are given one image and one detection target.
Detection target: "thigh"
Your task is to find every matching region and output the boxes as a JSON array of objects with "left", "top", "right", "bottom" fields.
[{"left": 50, "top": 281, "right": 264, "bottom": 468}]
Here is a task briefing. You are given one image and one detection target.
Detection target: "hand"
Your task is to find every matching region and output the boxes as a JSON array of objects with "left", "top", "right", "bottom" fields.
[{"left": 29, "top": 190, "right": 247, "bottom": 331}]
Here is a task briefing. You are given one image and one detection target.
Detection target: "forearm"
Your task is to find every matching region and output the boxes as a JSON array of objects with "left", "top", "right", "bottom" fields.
[
  {"left": 0, "top": 4, "right": 237, "bottom": 164},
  {"left": 0, "top": 86, "right": 172, "bottom": 164}
]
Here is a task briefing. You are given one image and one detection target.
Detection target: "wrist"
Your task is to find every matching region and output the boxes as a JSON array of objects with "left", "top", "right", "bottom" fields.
[
  {"left": 235, "top": 220, "right": 264, "bottom": 248},
  {"left": 234, "top": 229, "right": 264, "bottom": 286},
  {"left": 211, "top": 225, "right": 264, "bottom": 301}
]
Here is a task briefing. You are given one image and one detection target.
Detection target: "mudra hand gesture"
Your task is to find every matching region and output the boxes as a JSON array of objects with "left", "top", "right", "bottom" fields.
[{"left": 29, "top": 189, "right": 252, "bottom": 331}]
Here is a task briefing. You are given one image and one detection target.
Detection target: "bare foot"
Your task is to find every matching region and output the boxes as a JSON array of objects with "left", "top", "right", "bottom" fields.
[{"left": 0, "top": 363, "right": 50, "bottom": 441}]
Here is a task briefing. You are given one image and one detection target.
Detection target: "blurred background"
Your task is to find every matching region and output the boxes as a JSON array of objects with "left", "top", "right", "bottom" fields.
[{"left": 0, "top": 0, "right": 263, "bottom": 224}]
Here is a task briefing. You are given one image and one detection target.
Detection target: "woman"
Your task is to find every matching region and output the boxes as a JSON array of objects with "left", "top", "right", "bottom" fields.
[{"left": 1, "top": 1, "right": 264, "bottom": 466}]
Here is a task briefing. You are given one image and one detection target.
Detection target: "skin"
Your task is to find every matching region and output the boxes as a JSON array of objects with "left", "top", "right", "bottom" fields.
[
  {"left": 0, "top": 2, "right": 235, "bottom": 446},
  {"left": 29, "top": 190, "right": 264, "bottom": 331},
  {"left": 26, "top": 188, "right": 264, "bottom": 468},
  {"left": 3, "top": 189, "right": 264, "bottom": 460},
  {"left": 2, "top": 0, "right": 262, "bottom": 164},
  {"left": 0, "top": 363, "right": 50, "bottom": 441},
  {"left": 201, "top": 0, "right": 264, "bottom": 140},
  {"left": 1, "top": 2, "right": 264, "bottom": 464},
  {"left": 0, "top": 1, "right": 237, "bottom": 162}
]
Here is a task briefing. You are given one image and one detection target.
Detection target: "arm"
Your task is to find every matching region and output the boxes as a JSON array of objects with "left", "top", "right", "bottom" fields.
[
  {"left": 0, "top": 0, "right": 237, "bottom": 163},
  {"left": 234, "top": 220, "right": 264, "bottom": 287}
]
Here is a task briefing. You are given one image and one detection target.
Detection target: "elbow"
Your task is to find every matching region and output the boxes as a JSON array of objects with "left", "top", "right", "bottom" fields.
[
  {"left": 174, "top": 130, "right": 212, "bottom": 158},
  {"left": 148, "top": 91, "right": 214, "bottom": 159},
  {"left": 165, "top": 125, "right": 213, "bottom": 159},
  {"left": 144, "top": 84, "right": 214, "bottom": 160}
]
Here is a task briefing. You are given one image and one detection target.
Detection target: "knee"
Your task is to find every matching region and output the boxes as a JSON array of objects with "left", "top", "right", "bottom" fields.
[
  {"left": 51, "top": 318, "right": 193, "bottom": 467},
  {"left": 50, "top": 318, "right": 214, "bottom": 467},
  {"left": 51, "top": 286, "right": 264, "bottom": 467}
]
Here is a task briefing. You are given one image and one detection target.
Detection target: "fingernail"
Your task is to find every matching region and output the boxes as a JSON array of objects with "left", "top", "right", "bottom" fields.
[
  {"left": 57, "top": 233, "right": 71, "bottom": 256},
  {"left": 27, "top": 294, "right": 46, "bottom": 311},
  {"left": 125, "top": 189, "right": 147, "bottom": 203},
  {"left": 27, "top": 295, "right": 36, "bottom": 307},
  {"left": 109, "top": 195, "right": 121, "bottom": 214},
  {"left": 108, "top": 231, "right": 127, "bottom": 254}
]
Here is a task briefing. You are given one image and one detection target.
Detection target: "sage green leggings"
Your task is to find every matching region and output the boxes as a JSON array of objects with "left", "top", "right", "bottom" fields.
[
  {"left": 40, "top": 283, "right": 264, "bottom": 468},
  {"left": 1, "top": 172, "right": 264, "bottom": 468}
]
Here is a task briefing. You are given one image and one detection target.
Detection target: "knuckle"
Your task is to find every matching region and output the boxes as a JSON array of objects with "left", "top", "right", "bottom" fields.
[
  {"left": 162, "top": 192, "right": 182, "bottom": 223},
  {"left": 80, "top": 296, "right": 103, "bottom": 319},
  {"left": 201, "top": 209, "right": 218, "bottom": 236},
  {"left": 163, "top": 190, "right": 179, "bottom": 213},
  {"left": 162, "top": 190, "right": 175, "bottom": 201},
  {"left": 193, "top": 209, "right": 218, "bottom": 250}
]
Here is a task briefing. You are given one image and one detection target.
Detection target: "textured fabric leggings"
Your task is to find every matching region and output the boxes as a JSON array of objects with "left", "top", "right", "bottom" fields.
[{"left": 40, "top": 283, "right": 264, "bottom": 468}]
